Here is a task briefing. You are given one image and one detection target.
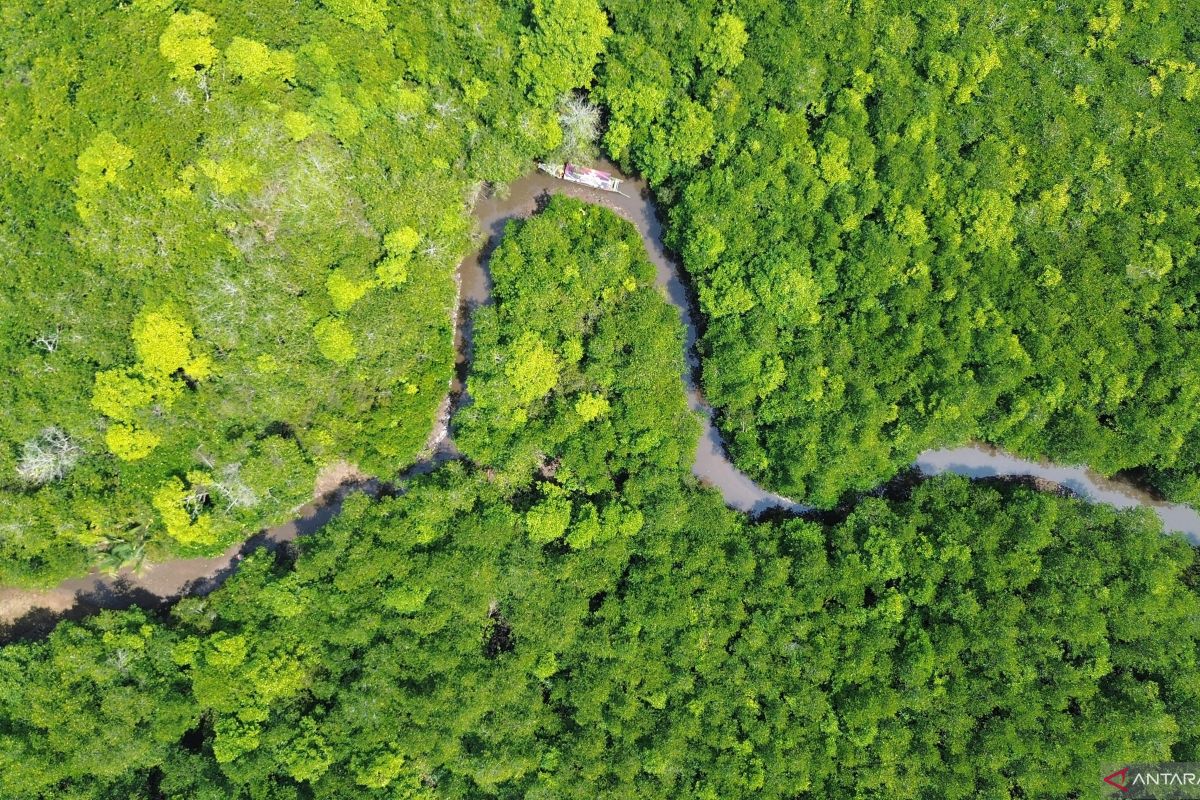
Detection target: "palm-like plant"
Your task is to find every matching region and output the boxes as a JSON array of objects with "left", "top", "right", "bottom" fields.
[{"left": 95, "top": 536, "right": 147, "bottom": 576}]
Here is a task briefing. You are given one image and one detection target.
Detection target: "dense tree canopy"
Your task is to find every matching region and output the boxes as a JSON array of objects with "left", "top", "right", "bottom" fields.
[
  {"left": 4, "top": 4, "right": 1200, "bottom": 799},
  {"left": 6, "top": 0, "right": 1199, "bottom": 580},
  {"left": 0, "top": 0, "right": 604, "bottom": 584},
  {"left": 597, "top": 0, "right": 1200, "bottom": 506},
  {"left": 3, "top": 199, "right": 1200, "bottom": 799},
  {"left": 455, "top": 196, "right": 698, "bottom": 499},
  {"left": 2, "top": 475, "right": 1196, "bottom": 798}
]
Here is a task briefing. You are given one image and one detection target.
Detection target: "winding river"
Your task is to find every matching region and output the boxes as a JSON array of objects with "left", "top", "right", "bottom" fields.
[{"left": 3, "top": 162, "right": 1198, "bottom": 635}]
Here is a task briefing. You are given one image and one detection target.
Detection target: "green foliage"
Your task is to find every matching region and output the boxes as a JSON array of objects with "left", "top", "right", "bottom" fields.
[
  {"left": 74, "top": 131, "right": 134, "bottom": 220},
  {"left": 525, "top": 485, "right": 572, "bottom": 543},
  {"left": 132, "top": 305, "right": 209, "bottom": 379},
  {"left": 4, "top": 179, "right": 1200, "bottom": 798},
  {"left": 90, "top": 305, "right": 208, "bottom": 461},
  {"left": 375, "top": 226, "right": 420, "bottom": 287},
  {"left": 152, "top": 474, "right": 216, "bottom": 546},
  {"left": 225, "top": 37, "right": 295, "bottom": 85},
  {"left": 312, "top": 317, "right": 358, "bottom": 363},
  {"left": 3, "top": 471, "right": 1197, "bottom": 798},
  {"left": 91, "top": 369, "right": 156, "bottom": 424},
  {"left": 0, "top": 0, "right": 583, "bottom": 584},
  {"left": 159, "top": 10, "right": 218, "bottom": 81},
  {"left": 5, "top": 6, "right": 1200, "bottom": 800},
  {"left": 384, "top": 226, "right": 420, "bottom": 254},
  {"left": 281, "top": 110, "right": 316, "bottom": 142},
  {"left": 597, "top": 0, "right": 1200, "bottom": 505},
  {"left": 0, "top": 610, "right": 199, "bottom": 797},
  {"left": 517, "top": 0, "right": 611, "bottom": 104},
  {"left": 326, "top": 268, "right": 374, "bottom": 311},
  {"left": 456, "top": 197, "right": 698, "bottom": 496},
  {"left": 104, "top": 422, "right": 162, "bottom": 462},
  {"left": 506, "top": 332, "right": 561, "bottom": 405},
  {"left": 321, "top": 0, "right": 390, "bottom": 32},
  {"left": 699, "top": 13, "right": 747, "bottom": 74},
  {"left": 573, "top": 391, "right": 609, "bottom": 422}
]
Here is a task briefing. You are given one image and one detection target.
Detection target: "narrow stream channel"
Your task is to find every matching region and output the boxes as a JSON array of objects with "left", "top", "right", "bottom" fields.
[
  {"left": 917, "top": 445, "right": 1200, "bottom": 541},
  {"left": 3, "top": 162, "right": 1197, "bottom": 635},
  {"left": 459, "top": 161, "right": 803, "bottom": 514}
]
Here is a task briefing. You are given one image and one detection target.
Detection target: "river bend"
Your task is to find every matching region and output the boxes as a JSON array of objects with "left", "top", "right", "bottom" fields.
[{"left": 3, "top": 162, "right": 1196, "bottom": 633}]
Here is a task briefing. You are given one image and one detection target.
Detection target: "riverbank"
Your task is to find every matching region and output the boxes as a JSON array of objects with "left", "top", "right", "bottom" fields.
[
  {"left": 4, "top": 161, "right": 1198, "bottom": 638},
  {"left": 0, "top": 477, "right": 378, "bottom": 640}
]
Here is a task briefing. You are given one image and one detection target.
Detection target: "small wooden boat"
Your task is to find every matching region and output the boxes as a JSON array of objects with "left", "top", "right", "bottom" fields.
[{"left": 538, "top": 162, "right": 623, "bottom": 193}]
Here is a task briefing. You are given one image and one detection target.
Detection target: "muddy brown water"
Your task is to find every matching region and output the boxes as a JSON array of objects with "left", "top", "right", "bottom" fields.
[
  {"left": 916, "top": 444, "right": 1200, "bottom": 539},
  {"left": 4, "top": 162, "right": 1198, "bottom": 636},
  {"left": 456, "top": 161, "right": 801, "bottom": 514},
  {"left": 0, "top": 481, "right": 376, "bottom": 638}
]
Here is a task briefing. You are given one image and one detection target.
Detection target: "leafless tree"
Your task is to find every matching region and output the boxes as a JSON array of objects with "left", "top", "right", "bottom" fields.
[
  {"left": 32, "top": 327, "right": 60, "bottom": 353},
  {"left": 557, "top": 95, "right": 602, "bottom": 162},
  {"left": 183, "top": 482, "right": 210, "bottom": 520},
  {"left": 213, "top": 463, "right": 259, "bottom": 511},
  {"left": 16, "top": 427, "right": 82, "bottom": 486}
]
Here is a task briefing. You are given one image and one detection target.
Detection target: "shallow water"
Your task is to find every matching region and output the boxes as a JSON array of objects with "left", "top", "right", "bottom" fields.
[
  {"left": 3, "top": 162, "right": 1195, "bottom": 633},
  {"left": 458, "top": 162, "right": 804, "bottom": 513},
  {"left": 0, "top": 481, "right": 370, "bottom": 635},
  {"left": 916, "top": 444, "right": 1200, "bottom": 540}
]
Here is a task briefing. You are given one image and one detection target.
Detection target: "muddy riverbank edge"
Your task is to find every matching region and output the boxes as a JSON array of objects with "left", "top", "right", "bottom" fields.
[{"left": 4, "top": 162, "right": 1198, "bottom": 640}]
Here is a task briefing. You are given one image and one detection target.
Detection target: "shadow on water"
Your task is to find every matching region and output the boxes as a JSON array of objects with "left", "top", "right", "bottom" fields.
[
  {"left": 5, "top": 162, "right": 1200, "bottom": 640},
  {"left": 0, "top": 480, "right": 377, "bottom": 644},
  {"left": 916, "top": 445, "right": 1200, "bottom": 542},
  {"left": 0, "top": 583, "right": 169, "bottom": 644},
  {"left": 470, "top": 160, "right": 807, "bottom": 515}
]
